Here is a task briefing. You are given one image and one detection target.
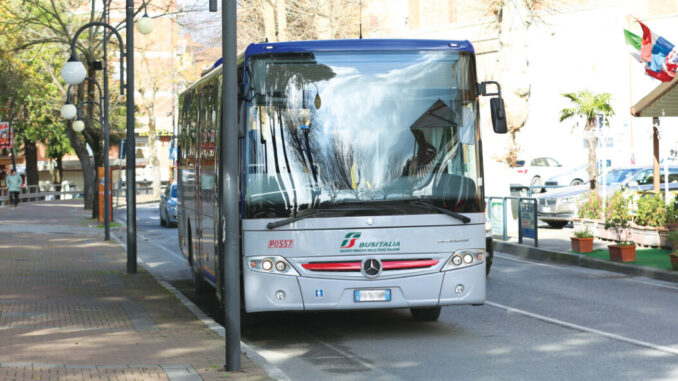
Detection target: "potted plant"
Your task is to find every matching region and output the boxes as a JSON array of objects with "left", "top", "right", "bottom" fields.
[
  {"left": 665, "top": 198, "right": 678, "bottom": 240},
  {"left": 633, "top": 191, "right": 668, "bottom": 247},
  {"left": 605, "top": 217, "right": 636, "bottom": 262},
  {"left": 571, "top": 226, "right": 594, "bottom": 253},
  {"left": 667, "top": 229, "right": 678, "bottom": 270},
  {"left": 576, "top": 192, "right": 603, "bottom": 234}
]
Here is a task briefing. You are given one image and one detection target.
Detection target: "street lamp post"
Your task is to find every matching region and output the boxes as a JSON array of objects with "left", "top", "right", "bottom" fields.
[
  {"left": 62, "top": 3, "right": 152, "bottom": 272},
  {"left": 124, "top": 0, "right": 137, "bottom": 274}
]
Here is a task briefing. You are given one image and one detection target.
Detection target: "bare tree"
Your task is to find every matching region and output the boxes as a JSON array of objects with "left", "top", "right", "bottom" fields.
[{"left": 477, "top": 0, "right": 556, "bottom": 167}]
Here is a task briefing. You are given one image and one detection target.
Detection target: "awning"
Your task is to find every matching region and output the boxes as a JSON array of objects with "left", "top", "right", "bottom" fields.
[
  {"left": 630, "top": 78, "right": 677, "bottom": 195},
  {"left": 631, "top": 77, "right": 678, "bottom": 117}
]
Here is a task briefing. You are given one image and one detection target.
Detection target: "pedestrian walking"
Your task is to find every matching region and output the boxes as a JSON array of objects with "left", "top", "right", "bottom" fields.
[{"left": 6, "top": 169, "right": 21, "bottom": 208}]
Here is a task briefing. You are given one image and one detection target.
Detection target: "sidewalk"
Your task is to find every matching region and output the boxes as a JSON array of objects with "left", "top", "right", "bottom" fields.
[
  {"left": 495, "top": 223, "right": 678, "bottom": 283},
  {"left": 0, "top": 200, "right": 271, "bottom": 381}
]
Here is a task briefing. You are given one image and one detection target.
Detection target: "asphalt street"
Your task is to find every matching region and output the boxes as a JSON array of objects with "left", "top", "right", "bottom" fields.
[{"left": 117, "top": 203, "right": 678, "bottom": 381}]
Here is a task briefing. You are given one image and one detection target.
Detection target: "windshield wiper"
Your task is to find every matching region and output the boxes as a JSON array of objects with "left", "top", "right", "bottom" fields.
[
  {"left": 266, "top": 200, "right": 471, "bottom": 229},
  {"left": 266, "top": 210, "right": 324, "bottom": 230},
  {"left": 266, "top": 204, "right": 382, "bottom": 230},
  {"left": 408, "top": 200, "right": 471, "bottom": 224}
]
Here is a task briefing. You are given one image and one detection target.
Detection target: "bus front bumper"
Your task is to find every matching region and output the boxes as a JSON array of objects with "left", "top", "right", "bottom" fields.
[{"left": 243, "top": 264, "right": 486, "bottom": 313}]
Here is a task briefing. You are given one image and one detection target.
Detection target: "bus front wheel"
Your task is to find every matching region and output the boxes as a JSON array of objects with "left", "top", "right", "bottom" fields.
[{"left": 411, "top": 307, "right": 441, "bottom": 321}]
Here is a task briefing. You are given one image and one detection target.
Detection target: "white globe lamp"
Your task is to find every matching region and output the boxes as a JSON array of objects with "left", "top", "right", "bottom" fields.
[
  {"left": 61, "top": 55, "right": 86, "bottom": 85},
  {"left": 137, "top": 14, "right": 154, "bottom": 35},
  {"left": 61, "top": 103, "right": 77, "bottom": 120},
  {"left": 72, "top": 120, "right": 85, "bottom": 133}
]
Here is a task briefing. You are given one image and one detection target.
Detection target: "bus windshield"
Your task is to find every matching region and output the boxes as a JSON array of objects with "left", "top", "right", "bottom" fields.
[{"left": 243, "top": 50, "right": 483, "bottom": 219}]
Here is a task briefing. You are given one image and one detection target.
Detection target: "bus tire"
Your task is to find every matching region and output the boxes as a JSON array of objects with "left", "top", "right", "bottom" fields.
[
  {"left": 240, "top": 309, "right": 260, "bottom": 329},
  {"left": 411, "top": 307, "right": 441, "bottom": 321},
  {"left": 191, "top": 263, "right": 211, "bottom": 294}
]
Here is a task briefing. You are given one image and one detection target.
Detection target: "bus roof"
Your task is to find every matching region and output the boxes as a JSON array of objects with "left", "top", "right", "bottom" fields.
[
  {"left": 244, "top": 39, "right": 474, "bottom": 57},
  {"left": 184, "top": 39, "right": 475, "bottom": 96}
]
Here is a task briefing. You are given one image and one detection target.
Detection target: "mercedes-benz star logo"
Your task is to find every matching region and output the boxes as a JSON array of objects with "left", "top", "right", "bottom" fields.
[{"left": 362, "top": 258, "right": 382, "bottom": 278}]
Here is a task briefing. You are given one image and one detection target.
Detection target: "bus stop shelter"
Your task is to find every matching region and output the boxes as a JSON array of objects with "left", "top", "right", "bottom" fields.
[{"left": 631, "top": 78, "right": 678, "bottom": 196}]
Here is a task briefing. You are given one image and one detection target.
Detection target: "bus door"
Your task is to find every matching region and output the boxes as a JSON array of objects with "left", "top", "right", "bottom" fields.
[
  {"left": 184, "top": 90, "right": 200, "bottom": 264},
  {"left": 199, "top": 83, "right": 219, "bottom": 286}
]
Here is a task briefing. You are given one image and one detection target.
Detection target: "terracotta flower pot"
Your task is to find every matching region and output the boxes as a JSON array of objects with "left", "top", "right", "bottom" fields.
[
  {"left": 670, "top": 253, "right": 678, "bottom": 271},
  {"left": 608, "top": 244, "right": 636, "bottom": 263},
  {"left": 571, "top": 237, "right": 594, "bottom": 253}
]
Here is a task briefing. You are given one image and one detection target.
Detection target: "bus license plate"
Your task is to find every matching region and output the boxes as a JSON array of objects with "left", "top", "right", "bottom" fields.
[{"left": 354, "top": 289, "right": 391, "bottom": 302}]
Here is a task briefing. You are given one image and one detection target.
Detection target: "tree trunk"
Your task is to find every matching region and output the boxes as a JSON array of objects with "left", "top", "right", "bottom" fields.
[
  {"left": 276, "top": 0, "right": 288, "bottom": 41},
  {"left": 65, "top": 121, "right": 93, "bottom": 210},
  {"left": 24, "top": 140, "right": 39, "bottom": 200},
  {"left": 586, "top": 120, "right": 598, "bottom": 190},
  {"left": 263, "top": 0, "right": 277, "bottom": 42},
  {"left": 148, "top": 116, "right": 162, "bottom": 198},
  {"left": 316, "top": 0, "right": 334, "bottom": 39},
  {"left": 497, "top": 0, "right": 531, "bottom": 166},
  {"left": 81, "top": 66, "right": 103, "bottom": 219}
]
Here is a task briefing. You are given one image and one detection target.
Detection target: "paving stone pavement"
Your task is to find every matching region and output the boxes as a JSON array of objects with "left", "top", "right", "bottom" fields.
[{"left": 0, "top": 201, "right": 272, "bottom": 381}]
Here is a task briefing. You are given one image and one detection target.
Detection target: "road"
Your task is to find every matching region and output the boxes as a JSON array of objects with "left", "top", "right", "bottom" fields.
[{"left": 117, "top": 203, "right": 678, "bottom": 381}]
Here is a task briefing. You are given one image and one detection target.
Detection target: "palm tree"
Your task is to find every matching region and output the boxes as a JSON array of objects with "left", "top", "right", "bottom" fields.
[{"left": 559, "top": 90, "right": 615, "bottom": 190}]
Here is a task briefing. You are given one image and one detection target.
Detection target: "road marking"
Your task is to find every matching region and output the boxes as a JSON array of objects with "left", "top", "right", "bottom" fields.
[
  {"left": 313, "top": 338, "right": 398, "bottom": 377},
  {"left": 494, "top": 252, "right": 678, "bottom": 291},
  {"left": 486, "top": 301, "right": 678, "bottom": 356},
  {"left": 141, "top": 233, "right": 186, "bottom": 262}
]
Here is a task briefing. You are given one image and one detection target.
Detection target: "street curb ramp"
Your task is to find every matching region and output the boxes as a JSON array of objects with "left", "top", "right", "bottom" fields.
[{"left": 495, "top": 241, "right": 678, "bottom": 283}]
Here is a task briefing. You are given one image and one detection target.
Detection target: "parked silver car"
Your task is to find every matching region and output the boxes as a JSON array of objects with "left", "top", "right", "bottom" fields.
[
  {"left": 536, "top": 167, "right": 643, "bottom": 228},
  {"left": 159, "top": 183, "right": 177, "bottom": 227},
  {"left": 511, "top": 156, "right": 571, "bottom": 191}
]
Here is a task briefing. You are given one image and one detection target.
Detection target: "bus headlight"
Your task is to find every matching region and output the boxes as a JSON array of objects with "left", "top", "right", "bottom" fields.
[
  {"left": 262, "top": 259, "right": 273, "bottom": 271},
  {"left": 442, "top": 249, "right": 485, "bottom": 271},
  {"left": 247, "top": 256, "right": 299, "bottom": 276}
]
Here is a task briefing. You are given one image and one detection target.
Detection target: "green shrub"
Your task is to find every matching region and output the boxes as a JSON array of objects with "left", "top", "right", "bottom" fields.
[
  {"left": 666, "top": 198, "right": 678, "bottom": 225},
  {"left": 577, "top": 192, "right": 602, "bottom": 219},
  {"left": 668, "top": 228, "right": 678, "bottom": 244},
  {"left": 604, "top": 190, "right": 630, "bottom": 222},
  {"left": 634, "top": 192, "right": 667, "bottom": 227},
  {"left": 574, "top": 226, "right": 594, "bottom": 238},
  {"left": 604, "top": 217, "right": 634, "bottom": 246}
]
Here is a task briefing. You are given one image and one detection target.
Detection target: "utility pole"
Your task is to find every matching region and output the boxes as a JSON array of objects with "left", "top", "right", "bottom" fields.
[
  {"left": 126, "top": 0, "right": 138, "bottom": 273},
  {"left": 219, "top": 0, "right": 241, "bottom": 371}
]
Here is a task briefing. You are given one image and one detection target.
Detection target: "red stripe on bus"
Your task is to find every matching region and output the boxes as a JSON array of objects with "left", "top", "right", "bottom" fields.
[
  {"left": 382, "top": 260, "right": 439, "bottom": 269},
  {"left": 302, "top": 259, "right": 438, "bottom": 271},
  {"left": 302, "top": 262, "right": 361, "bottom": 271}
]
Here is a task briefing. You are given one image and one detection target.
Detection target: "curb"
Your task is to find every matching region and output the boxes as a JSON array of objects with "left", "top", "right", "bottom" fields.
[
  {"left": 495, "top": 241, "right": 678, "bottom": 283},
  {"left": 109, "top": 231, "right": 290, "bottom": 381}
]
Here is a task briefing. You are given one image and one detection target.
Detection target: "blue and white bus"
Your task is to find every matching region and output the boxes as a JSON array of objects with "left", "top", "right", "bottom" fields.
[{"left": 177, "top": 39, "right": 506, "bottom": 321}]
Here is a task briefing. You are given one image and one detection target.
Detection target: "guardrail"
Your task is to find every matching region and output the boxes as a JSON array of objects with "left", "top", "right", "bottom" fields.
[
  {"left": 510, "top": 184, "right": 566, "bottom": 197},
  {"left": 487, "top": 196, "right": 539, "bottom": 247},
  {"left": 1, "top": 181, "right": 165, "bottom": 207},
  {"left": 0, "top": 185, "right": 82, "bottom": 206},
  {"left": 112, "top": 181, "right": 170, "bottom": 197}
]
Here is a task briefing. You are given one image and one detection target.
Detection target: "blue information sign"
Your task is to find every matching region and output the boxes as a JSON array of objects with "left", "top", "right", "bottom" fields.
[{"left": 520, "top": 201, "right": 536, "bottom": 239}]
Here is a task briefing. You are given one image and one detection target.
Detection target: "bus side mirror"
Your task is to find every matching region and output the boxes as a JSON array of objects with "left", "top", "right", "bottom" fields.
[
  {"left": 490, "top": 97, "right": 507, "bottom": 134},
  {"left": 479, "top": 81, "right": 508, "bottom": 134}
]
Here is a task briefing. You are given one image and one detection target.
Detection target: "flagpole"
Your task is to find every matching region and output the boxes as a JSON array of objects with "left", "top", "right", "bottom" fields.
[{"left": 627, "top": 15, "right": 635, "bottom": 165}]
